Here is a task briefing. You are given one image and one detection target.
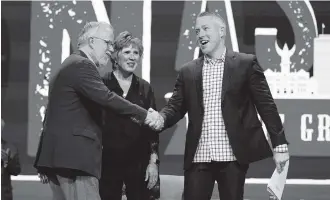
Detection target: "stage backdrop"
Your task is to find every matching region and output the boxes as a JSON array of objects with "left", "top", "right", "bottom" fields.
[{"left": 1, "top": 1, "right": 330, "bottom": 177}]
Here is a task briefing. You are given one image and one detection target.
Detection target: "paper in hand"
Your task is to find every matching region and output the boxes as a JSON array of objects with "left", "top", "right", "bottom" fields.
[{"left": 267, "top": 160, "right": 289, "bottom": 200}]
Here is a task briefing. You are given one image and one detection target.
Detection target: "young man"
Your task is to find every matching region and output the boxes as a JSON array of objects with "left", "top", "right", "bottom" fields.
[{"left": 148, "top": 12, "right": 290, "bottom": 200}]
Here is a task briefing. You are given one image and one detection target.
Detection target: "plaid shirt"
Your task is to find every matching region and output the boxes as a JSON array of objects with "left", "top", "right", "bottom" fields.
[
  {"left": 193, "top": 49, "right": 236, "bottom": 162},
  {"left": 193, "top": 49, "right": 287, "bottom": 163}
]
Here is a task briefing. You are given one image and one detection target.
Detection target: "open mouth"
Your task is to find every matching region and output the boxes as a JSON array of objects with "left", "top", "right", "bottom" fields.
[
  {"left": 199, "top": 40, "right": 209, "bottom": 46},
  {"left": 127, "top": 63, "right": 135, "bottom": 67}
]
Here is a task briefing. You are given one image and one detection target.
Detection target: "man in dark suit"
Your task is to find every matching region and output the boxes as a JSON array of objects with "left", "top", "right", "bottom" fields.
[
  {"left": 34, "top": 22, "right": 158, "bottom": 200},
  {"left": 147, "top": 12, "right": 290, "bottom": 200}
]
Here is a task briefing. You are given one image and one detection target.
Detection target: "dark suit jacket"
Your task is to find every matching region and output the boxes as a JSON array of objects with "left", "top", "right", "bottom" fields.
[
  {"left": 34, "top": 51, "right": 147, "bottom": 179},
  {"left": 160, "top": 51, "right": 288, "bottom": 170}
]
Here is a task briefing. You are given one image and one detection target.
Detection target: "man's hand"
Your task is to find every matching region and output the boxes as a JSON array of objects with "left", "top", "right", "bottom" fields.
[
  {"left": 273, "top": 151, "right": 290, "bottom": 173},
  {"left": 38, "top": 173, "right": 49, "bottom": 184},
  {"left": 144, "top": 108, "right": 164, "bottom": 131},
  {"left": 145, "top": 163, "right": 158, "bottom": 189}
]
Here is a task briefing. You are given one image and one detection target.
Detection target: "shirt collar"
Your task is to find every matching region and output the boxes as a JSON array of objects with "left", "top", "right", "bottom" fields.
[{"left": 204, "top": 48, "right": 226, "bottom": 65}]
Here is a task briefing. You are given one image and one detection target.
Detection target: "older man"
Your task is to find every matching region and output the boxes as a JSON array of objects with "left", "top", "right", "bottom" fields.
[{"left": 34, "top": 22, "right": 158, "bottom": 200}]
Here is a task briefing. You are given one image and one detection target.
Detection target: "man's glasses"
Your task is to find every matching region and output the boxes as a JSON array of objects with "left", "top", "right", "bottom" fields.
[{"left": 92, "top": 36, "right": 114, "bottom": 48}]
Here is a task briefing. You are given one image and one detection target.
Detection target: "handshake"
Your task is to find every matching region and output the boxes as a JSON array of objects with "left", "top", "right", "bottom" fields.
[{"left": 144, "top": 108, "right": 165, "bottom": 131}]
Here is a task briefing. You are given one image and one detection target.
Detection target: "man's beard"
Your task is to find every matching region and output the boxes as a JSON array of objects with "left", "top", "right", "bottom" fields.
[{"left": 97, "top": 55, "right": 110, "bottom": 68}]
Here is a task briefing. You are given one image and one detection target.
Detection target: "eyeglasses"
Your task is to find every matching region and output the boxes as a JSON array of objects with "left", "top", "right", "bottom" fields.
[{"left": 92, "top": 36, "right": 114, "bottom": 48}]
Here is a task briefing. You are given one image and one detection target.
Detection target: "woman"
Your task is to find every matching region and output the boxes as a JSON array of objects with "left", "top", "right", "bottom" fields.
[{"left": 99, "top": 31, "right": 160, "bottom": 200}]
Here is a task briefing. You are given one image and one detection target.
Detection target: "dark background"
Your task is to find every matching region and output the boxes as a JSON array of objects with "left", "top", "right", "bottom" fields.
[{"left": 1, "top": 1, "right": 330, "bottom": 178}]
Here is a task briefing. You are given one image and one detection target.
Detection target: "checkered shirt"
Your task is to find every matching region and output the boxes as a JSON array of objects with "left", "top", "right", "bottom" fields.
[
  {"left": 273, "top": 144, "right": 288, "bottom": 153},
  {"left": 192, "top": 49, "right": 288, "bottom": 162},
  {"left": 193, "top": 49, "right": 237, "bottom": 162}
]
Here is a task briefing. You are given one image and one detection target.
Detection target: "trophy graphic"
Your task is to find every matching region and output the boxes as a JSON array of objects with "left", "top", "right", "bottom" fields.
[{"left": 275, "top": 43, "right": 296, "bottom": 75}]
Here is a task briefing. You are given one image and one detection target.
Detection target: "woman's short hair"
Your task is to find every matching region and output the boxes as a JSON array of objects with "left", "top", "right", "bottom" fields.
[{"left": 111, "top": 31, "right": 143, "bottom": 69}]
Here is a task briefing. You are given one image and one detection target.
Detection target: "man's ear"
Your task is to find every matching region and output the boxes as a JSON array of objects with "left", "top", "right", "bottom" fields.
[
  {"left": 88, "top": 37, "right": 94, "bottom": 49},
  {"left": 220, "top": 26, "right": 226, "bottom": 38}
]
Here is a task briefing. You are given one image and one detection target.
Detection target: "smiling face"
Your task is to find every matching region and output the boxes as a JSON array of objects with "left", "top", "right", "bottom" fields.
[
  {"left": 195, "top": 15, "right": 226, "bottom": 57},
  {"left": 116, "top": 44, "right": 141, "bottom": 74}
]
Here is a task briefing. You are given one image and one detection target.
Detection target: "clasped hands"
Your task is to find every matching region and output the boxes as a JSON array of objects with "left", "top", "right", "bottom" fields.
[{"left": 144, "top": 108, "right": 164, "bottom": 131}]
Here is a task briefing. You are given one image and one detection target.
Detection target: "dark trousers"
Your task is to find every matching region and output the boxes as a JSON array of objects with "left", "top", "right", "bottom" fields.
[
  {"left": 99, "top": 162, "right": 148, "bottom": 200},
  {"left": 183, "top": 161, "right": 249, "bottom": 200}
]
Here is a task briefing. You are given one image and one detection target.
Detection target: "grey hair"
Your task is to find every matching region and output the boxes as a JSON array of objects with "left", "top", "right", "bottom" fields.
[{"left": 77, "top": 21, "right": 113, "bottom": 48}]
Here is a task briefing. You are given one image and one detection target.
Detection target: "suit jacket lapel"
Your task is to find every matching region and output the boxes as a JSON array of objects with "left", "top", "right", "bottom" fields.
[
  {"left": 221, "top": 51, "right": 236, "bottom": 103},
  {"left": 193, "top": 57, "right": 204, "bottom": 114}
]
